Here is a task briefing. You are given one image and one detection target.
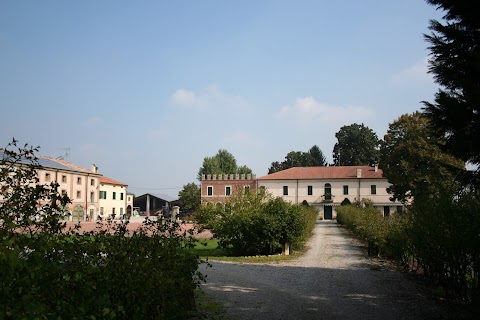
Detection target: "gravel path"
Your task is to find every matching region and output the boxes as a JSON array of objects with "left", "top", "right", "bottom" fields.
[{"left": 200, "top": 221, "right": 450, "bottom": 320}]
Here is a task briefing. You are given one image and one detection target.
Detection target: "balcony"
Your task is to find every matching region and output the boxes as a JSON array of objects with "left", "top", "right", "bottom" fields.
[{"left": 321, "top": 193, "right": 334, "bottom": 203}]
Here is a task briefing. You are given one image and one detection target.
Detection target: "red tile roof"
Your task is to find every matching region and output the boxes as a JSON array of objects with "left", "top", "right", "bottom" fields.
[
  {"left": 257, "top": 166, "right": 384, "bottom": 180},
  {"left": 40, "top": 156, "right": 95, "bottom": 174},
  {"left": 100, "top": 176, "right": 127, "bottom": 186}
]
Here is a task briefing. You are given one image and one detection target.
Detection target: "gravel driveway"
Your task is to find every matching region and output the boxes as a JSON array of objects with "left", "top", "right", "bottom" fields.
[{"left": 200, "top": 221, "right": 450, "bottom": 320}]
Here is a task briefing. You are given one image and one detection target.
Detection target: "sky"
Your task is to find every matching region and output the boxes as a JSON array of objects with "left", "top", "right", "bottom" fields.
[{"left": 0, "top": 0, "right": 444, "bottom": 199}]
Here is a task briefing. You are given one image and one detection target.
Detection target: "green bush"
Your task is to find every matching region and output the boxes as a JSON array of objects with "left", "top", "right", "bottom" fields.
[
  {"left": 1, "top": 140, "right": 202, "bottom": 319},
  {"left": 197, "top": 190, "right": 317, "bottom": 256}
]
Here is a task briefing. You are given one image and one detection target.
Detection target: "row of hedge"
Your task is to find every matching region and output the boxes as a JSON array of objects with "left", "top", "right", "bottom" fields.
[
  {"left": 336, "top": 191, "right": 480, "bottom": 305},
  {"left": 0, "top": 220, "right": 202, "bottom": 319},
  {"left": 196, "top": 190, "right": 317, "bottom": 256}
]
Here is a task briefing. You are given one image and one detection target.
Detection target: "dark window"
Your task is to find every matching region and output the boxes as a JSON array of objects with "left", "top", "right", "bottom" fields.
[
  {"left": 396, "top": 206, "right": 403, "bottom": 214},
  {"left": 283, "top": 186, "right": 288, "bottom": 196},
  {"left": 384, "top": 206, "right": 390, "bottom": 217},
  {"left": 225, "top": 186, "right": 231, "bottom": 196},
  {"left": 324, "top": 183, "right": 332, "bottom": 200},
  {"left": 62, "top": 175, "right": 67, "bottom": 183},
  {"left": 307, "top": 186, "right": 313, "bottom": 196},
  {"left": 90, "top": 192, "right": 94, "bottom": 203},
  {"left": 113, "top": 192, "right": 116, "bottom": 200},
  {"left": 343, "top": 185, "right": 349, "bottom": 195},
  {"left": 371, "top": 185, "right": 377, "bottom": 195},
  {"left": 90, "top": 179, "right": 94, "bottom": 186},
  {"left": 77, "top": 177, "right": 81, "bottom": 185},
  {"left": 207, "top": 186, "right": 213, "bottom": 196},
  {"left": 120, "top": 193, "right": 124, "bottom": 200}
]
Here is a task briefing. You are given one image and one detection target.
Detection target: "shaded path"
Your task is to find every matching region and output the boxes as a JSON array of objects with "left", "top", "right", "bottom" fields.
[{"left": 200, "top": 221, "right": 448, "bottom": 320}]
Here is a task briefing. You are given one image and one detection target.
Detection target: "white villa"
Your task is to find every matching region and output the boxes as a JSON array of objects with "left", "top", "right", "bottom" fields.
[
  {"left": 98, "top": 176, "right": 128, "bottom": 220},
  {"left": 202, "top": 165, "right": 403, "bottom": 220}
]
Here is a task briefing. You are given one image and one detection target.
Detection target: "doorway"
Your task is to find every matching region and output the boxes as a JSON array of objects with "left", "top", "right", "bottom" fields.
[{"left": 324, "top": 206, "right": 333, "bottom": 220}]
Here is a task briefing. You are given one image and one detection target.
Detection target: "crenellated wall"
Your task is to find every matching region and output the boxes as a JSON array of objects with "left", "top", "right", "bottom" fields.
[{"left": 201, "top": 173, "right": 256, "bottom": 181}]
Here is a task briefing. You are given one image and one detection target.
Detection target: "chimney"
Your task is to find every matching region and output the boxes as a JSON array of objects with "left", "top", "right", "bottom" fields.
[
  {"left": 374, "top": 163, "right": 378, "bottom": 172},
  {"left": 91, "top": 164, "right": 98, "bottom": 173},
  {"left": 356, "top": 168, "right": 362, "bottom": 178}
]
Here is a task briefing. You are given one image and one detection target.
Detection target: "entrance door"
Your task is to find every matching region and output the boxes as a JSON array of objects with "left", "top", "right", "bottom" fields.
[
  {"left": 324, "top": 206, "right": 333, "bottom": 220},
  {"left": 72, "top": 205, "right": 84, "bottom": 222}
]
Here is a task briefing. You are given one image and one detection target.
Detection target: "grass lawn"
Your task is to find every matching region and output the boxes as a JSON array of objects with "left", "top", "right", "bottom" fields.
[{"left": 192, "top": 239, "right": 299, "bottom": 263}]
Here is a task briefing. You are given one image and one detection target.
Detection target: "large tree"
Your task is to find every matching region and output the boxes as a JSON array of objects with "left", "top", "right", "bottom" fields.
[
  {"left": 178, "top": 182, "right": 201, "bottom": 213},
  {"left": 422, "top": 0, "right": 480, "bottom": 176},
  {"left": 333, "top": 123, "right": 380, "bottom": 166},
  {"left": 380, "top": 112, "right": 465, "bottom": 203},
  {"left": 197, "top": 149, "right": 252, "bottom": 179},
  {"left": 268, "top": 145, "right": 327, "bottom": 174}
]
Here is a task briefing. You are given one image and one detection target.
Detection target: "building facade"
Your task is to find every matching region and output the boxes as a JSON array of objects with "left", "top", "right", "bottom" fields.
[
  {"left": 98, "top": 176, "right": 128, "bottom": 220},
  {"left": 201, "top": 173, "right": 257, "bottom": 205},
  {"left": 200, "top": 166, "right": 402, "bottom": 220}
]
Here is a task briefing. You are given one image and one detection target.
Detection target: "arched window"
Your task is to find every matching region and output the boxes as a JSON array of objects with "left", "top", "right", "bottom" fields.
[{"left": 324, "top": 183, "right": 332, "bottom": 200}]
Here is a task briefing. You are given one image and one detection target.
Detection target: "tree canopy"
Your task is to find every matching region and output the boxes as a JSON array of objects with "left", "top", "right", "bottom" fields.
[
  {"left": 332, "top": 123, "right": 380, "bottom": 166},
  {"left": 422, "top": 0, "right": 480, "bottom": 177},
  {"left": 178, "top": 182, "right": 201, "bottom": 213},
  {"left": 268, "top": 145, "right": 327, "bottom": 174},
  {"left": 379, "top": 112, "right": 465, "bottom": 203},
  {"left": 197, "top": 149, "right": 252, "bottom": 179}
]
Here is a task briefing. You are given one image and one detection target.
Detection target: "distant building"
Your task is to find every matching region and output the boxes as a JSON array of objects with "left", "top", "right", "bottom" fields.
[
  {"left": 133, "top": 193, "right": 174, "bottom": 216},
  {"left": 200, "top": 166, "right": 403, "bottom": 220},
  {"left": 98, "top": 176, "right": 128, "bottom": 220},
  {"left": 200, "top": 173, "right": 257, "bottom": 205}
]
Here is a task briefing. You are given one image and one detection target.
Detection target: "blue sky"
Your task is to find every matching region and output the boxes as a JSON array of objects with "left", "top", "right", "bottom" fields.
[{"left": 0, "top": 1, "right": 443, "bottom": 199}]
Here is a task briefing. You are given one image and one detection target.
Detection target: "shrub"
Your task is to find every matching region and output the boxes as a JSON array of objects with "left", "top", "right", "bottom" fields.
[
  {"left": 197, "top": 190, "right": 317, "bottom": 256},
  {"left": 0, "top": 140, "right": 202, "bottom": 319}
]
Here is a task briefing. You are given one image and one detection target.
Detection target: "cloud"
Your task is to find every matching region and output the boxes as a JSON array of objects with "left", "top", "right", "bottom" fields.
[
  {"left": 390, "top": 57, "right": 433, "bottom": 85},
  {"left": 277, "top": 96, "right": 373, "bottom": 125},
  {"left": 82, "top": 116, "right": 102, "bottom": 126},
  {"left": 171, "top": 89, "right": 197, "bottom": 106},
  {"left": 170, "top": 85, "right": 251, "bottom": 111}
]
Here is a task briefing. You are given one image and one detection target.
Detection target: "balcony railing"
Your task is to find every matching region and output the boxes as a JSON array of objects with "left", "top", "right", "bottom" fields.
[{"left": 321, "top": 193, "right": 334, "bottom": 203}]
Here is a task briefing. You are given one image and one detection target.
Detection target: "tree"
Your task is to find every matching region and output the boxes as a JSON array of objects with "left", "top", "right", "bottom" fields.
[
  {"left": 268, "top": 145, "right": 327, "bottom": 173},
  {"left": 379, "top": 112, "right": 465, "bottom": 203},
  {"left": 178, "top": 182, "right": 201, "bottom": 213},
  {"left": 197, "top": 149, "right": 252, "bottom": 179},
  {"left": 422, "top": 0, "right": 480, "bottom": 177},
  {"left": 333, "top": 123, "right": 380, "bottom": 166}
]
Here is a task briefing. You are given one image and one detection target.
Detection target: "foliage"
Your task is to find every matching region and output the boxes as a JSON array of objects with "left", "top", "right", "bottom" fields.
[
  {"left": 409, "top": 189, "right": 480, "bottom": 304},
  {"left": 422, "top": 0, "right": 480, "bottom": 177},
  {"left": 268, "top": 145, "right": 327, "bottom": 174},
  {"left": 196, "top": 190, "right": 317, "bottom": 256},
  {"left": 197, "top": 149, "right": 252, "bottom": 180},
  {"left": 380, "top": 112, "right": 465, "bottom": 203},
  {"left": 0, "top": 139, "right": 202, "bottom": 319},
  {"left": 333, "top": 123, "right": 380, "bottom": 166},
  {"left": 178, "top": 182, "right": 201, "bottom": 213}
]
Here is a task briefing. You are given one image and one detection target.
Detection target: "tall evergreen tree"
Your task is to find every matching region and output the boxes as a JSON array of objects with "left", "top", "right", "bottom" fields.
[{"left": 422, "top": 0, "right": 480, "bottom": 177}]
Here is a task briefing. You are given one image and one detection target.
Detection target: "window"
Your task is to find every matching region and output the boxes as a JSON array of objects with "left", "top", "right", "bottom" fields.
[
  {"left": 45, "top": 173, "right": 50, "bottom": 182},
  {"left": 120, "top": 208, "right": 123, "bottom": 216},
  {"left": 225, "top": 186, "right": 231, "bottom": 196},
  {"left": 396, "top": 206, "right": 403, "bottom": 214},
  {"left": 99, "top": 191, "right": 106, "bottom": 199},
  {"left": 307, "top": 186, "right": 313, "bottom": 196},
  {"left": 283, "top": 186, "right": 288, "bottom": 196},
  {"left": 76, "top": 191, "right": 81, "bottom": 199},
  {"left": 384, "top": 206, "right": 390, "bottom": 217},
  {"left": 90, "top": 192, "right": 94, "bottom": 203},
  {"left": 61, "top": 189, "right": 67, "bottom": 195},
  {"left": 100, "top": 207, "right": 104, "bottom": 214},
  {"left": 207, "top": 186, "right": 213, "bottom": 196},
  {"left": 77, "top": 177, "right": 81, "bottom": 185},
  {"left": 244, "top": 186, "right": 250, "bottom": 193},
  {"left": 371, "top": 185, "right": 377, "bottom": 195},
  {"left": 120, "top": 193, "right": 124, "bottom": 201},
  {"left": 343, "top": 185, "right": 349, "bottom": 195},
  {"left": 62, "top": 175, "right": 67, "bottom": 183},
  {"left": 112, "top": 208, "right": 116, "bottom": 215},
  {"left": 324, "top": 183, "right": 332, "bottom": 200},
  {"left": 113, "top": 192, "right": 116, "bottom": 200},
  {"left": 90, "top": 179, "right": 94, "bottom": 186},
  {"left": 128, "top": 196, "right": 131, "bottom": 201}
]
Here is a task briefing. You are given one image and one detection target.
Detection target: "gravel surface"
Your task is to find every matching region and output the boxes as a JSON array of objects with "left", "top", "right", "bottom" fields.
[{"left": 200, "top": 221, "right": 451, "bottom": 320}]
